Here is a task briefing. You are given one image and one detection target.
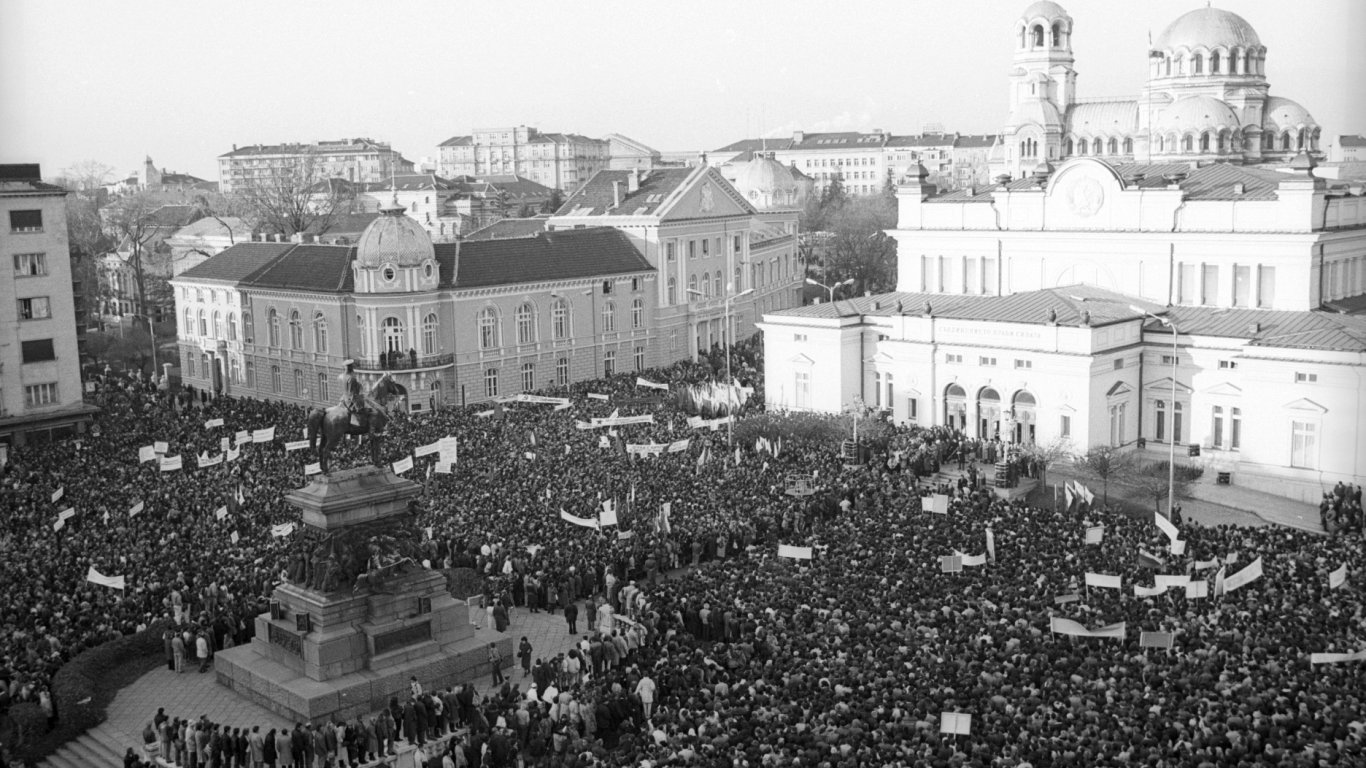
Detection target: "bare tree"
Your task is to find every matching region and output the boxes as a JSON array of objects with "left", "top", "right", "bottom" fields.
[
  {"left": 1073, "top": 445, "right": 1133, "bottom": 507},
  {"left": 56, "top": 159, "right": 115, "bottom": 193},
  {"left": 234, "top": 150, "right": 354, "bottom": 236},
  {"left": 1018, "top": 437, "right": 1071, "bottom": 490}
]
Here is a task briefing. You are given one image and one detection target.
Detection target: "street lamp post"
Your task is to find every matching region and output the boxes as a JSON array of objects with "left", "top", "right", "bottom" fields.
[
  {"left": 1131, "top": 305, "right": 1179, "bottom": 520},
  {"left": 688, "top": 285, "right": 754, "bottom": 445},
  {"left": 805, "top": 277, "right": 854, "bottom": 304}
]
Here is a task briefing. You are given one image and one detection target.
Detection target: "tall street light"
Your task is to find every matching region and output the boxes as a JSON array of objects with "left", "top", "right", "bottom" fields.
[
  {"left": 805, "top": 277, "right": 853, "bottom": 303},
  {"left": 1131, "top": 305, "right": 1179, "bottom": 520}
]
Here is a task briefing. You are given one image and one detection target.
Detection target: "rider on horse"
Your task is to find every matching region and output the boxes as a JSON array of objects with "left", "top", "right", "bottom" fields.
[{"left": 338, "top": 360, "right": 368, "bottom": 425}]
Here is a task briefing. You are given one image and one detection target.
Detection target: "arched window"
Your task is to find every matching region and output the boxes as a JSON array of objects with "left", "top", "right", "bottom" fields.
[
  {"left": 770, "top": 260, "right": 777, "bottom": 284},
  {"left": 1182, "top": 134, "right": 1194, "bottom": 153},
  {"left": 243, "top": 312, "right": 254, "bottom": 343},
  {"left": 1193, "top": 53, "right": 1203, "bottom": 74},
  {"left": 198, "top": 309, "right": 208, "bottom": 337},
  {"left": 313, "top": 312, "right": 328, "bottom": 353},
  {"left": 422, "top": 313, "right": 437, "bottom": 355},
  {"left": 688, "top": 274, "right": 698, "bottom": 297},
  {"left": 1051, "top": 23, "right": 1061, "bottom": 48},
  {"left": 267, "top": 308, "right": 280, "bottom": 347},
  {"left": 1311, "top": 128, "right": 1321, "bottom": 151},
  {"left": 1107, "top": 138, "right": 1118, "bottom": 155},
  {"left": 701, "top": 272, "right": 711, "bottom": 298},
  {"left": 1019, "top": 26, "right": 1026, "bottom": 48},
  {"left": 213, "top": 311, "right": 223, "bottom": 339},
  {"left": 1065, "top": 138, "right": 1074, "bottom": 155},
  {"left": 1032, "top": 24, "right": 1044, "bottom": 48},
  {"left": 228, "top": 313, "right": 238, "bottom": 341},
  {"left": 1281, "top": 132, "right": 1291, "bottom": 151},
  {"left": 183, "top": 307, "right": 193, "bottom": 334},
  {"left": 1200, "top": 132, "right": 1210, "bottom": 152},
  {"left": 1297, "top": 129, "right": 1306, "bottom": 150},
  {"left": 1210, "top": 51, "right": 1221, "bottom": 73},
  {"left": 478, "top": 307, "right": 498, "bottom": 350},
  {"left": 1123, "top": 137, "right": 1133, "bottom": 155},
  {"left": 1092, "top": 138, "right": 1103, "bottom": 155},
  {"left": 1164, "top": 56, "right": 1172, "bottom": 77},
  {"left": 551, "top": 299, "right": 569, "bottom": 339},
  {"left": 1075, "top": 139, "right": 1086, "bottom": 156},
  {"left": 381, "top": 316, "right": 404, "bottom": 353},
  {"left": 516, "top": 303, "right": 534, "bottom": 344},
  {"left": 631, "top": 298, "right": 643, "bottom": 329},
  {"left": 293, "top": 369, "right": 303, "bottom": 397},
  {"left": 1216, "top": 131, "right": 1226, "bottom": 153},
  {"left": 667, "top": 277, "right": 677, "bottom": 306},
  {"left": 713, "top": 272, "right": 722, "bottom": 296},
  {"left": 601, "top": 301, "right": 616, "bottom": 332},
  {"left": 1229, "top": 49, "right": 1240, "bottom": 74},
  {"left": 289, "top": 310, "right": 302, "bottom": 349}
]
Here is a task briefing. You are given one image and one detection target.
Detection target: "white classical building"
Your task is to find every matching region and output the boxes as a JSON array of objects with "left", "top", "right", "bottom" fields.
[
  {"left": 760, "top": 3, "right": 1366, "bottom": 503},
  {"left": 992, "top": 1, "right": 1323, "bottom": 180}
]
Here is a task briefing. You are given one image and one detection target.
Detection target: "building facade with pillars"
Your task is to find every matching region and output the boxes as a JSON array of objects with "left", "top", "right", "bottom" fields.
[
  {"left": 172, "top": 203, "right": 657, "bottom": 411},
  {"left": 0, "top": 164, "right": 97, "bottom": 445},
  {"left": 547, "top": 166, "right": 802, "bottom": 361}
]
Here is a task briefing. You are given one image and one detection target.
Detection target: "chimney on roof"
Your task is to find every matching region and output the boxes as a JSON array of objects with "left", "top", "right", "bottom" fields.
[
  {"left": 628, "top": 167, "right": 640, "bottom": 193},
  {"left": 792, "top": 131, "right": 805, "bottom": 143},
  {"left": 232, "top": 144, "right": 237, "bottom": 151},
  {"left": 611, "top": 180, "right": 621, "bottom": 209},
  {"left": 1250, "top": 322, "right": 1261, "bottom": 333},
  {"left": 1232, "top": 182, "right": 1245, "bottom": 195},
  {"left": 291, "top": 232, "right": 305, "bottom": 243},
  {"left": 697, "top": 151, "right": 708, "bottom": 166}
]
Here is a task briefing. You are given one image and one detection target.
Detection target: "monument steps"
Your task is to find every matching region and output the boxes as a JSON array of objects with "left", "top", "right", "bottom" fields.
[{"left": 41, "top": 724, "right": 125, "bottom": 768}]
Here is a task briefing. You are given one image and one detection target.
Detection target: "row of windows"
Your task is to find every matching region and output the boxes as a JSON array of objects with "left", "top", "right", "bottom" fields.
[
  {"left": 480, "top": 349, "right": 647, "bottom": 397},
  {"left": 476, "top": 299, "right": 643, "bottom": 350},
  {"left": 1067, "top": 137, "right": 1135, "bottom": 157},
  {"left": 25, "top": 382, "right": 57, "bottom": 406},
  {"left": 1176, "top": 263, "right": 1275, "bottom": 308},
  {"left": 664, "top": 236, "right": 744, "bottom": 263},
  {"left": 1153, "top": 49, "right": 1265, "bottom": 78},
  {"left": 186, "top": 308, "right": 246, "bottom": 344},
  {"left": 1151, "top": 129, "right": 1320, "bottom": 156},
  {"left": 917, "top": 255, "right": 1001, "bottom": 295}
]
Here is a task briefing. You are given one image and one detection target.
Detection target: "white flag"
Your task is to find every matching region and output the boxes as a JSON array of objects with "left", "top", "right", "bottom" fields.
[
  {"left": 138, "top": 445, "right": 156, "bottom": 463},
  {"left": 205, "top": 418, "right": 224, "bottom": 429},
  {"left": 1329, "top": 564, "right": 1348, "bottom": 590},
  {"left": 1169, "top": 538, "right": 1187, "bottom": 556},
  {"left": 1223, "top": 556, "right": 1264, "bottom": 593},
  {"left": 1154, "top": 512, "right": 1180, "bottom": 542},
  {"left": 778, "top": 544, "right": 813, "bottom": 560},
  {"left": 214, "top": 506, "right": 228, "bottom": 521},
  {"left": 85, "top": 566, "right": 126, "bottom": 590},
  {"left": 51, "top": 487, "right": 64, "bottom": 503}
]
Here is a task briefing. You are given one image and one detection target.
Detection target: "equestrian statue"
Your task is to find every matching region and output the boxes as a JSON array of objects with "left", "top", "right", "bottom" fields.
[{"left": 306, "top": 361, "right": 405, "bottom": 473}]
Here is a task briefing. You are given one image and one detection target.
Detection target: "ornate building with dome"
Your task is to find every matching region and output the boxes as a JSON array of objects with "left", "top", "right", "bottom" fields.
[{"left": 993, "top": 2, "right": 1324, "bottom": 179}]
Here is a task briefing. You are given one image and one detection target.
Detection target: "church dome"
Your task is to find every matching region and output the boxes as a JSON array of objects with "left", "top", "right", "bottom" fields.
[
  {"left": 355, "top": 197, "right": 435, "bottom": 268},
  {"left": 1262, "top": 96, "right": 1317, "bottom": 131},
  {"left": 1155, "top": 7, "right": 1261, "bottom": 52},
  {"left": 733, "top": 154, "right": 799, "bottom": 197},
  {"left": 1156, "top": 95, "right": 1241, "bottom": 134},
  {"left": 1020, "top": 1, "right": 1070, "bottom": 21},
  {"left": 1008, "top": 99, "right": 1064, "bottom": 129}
]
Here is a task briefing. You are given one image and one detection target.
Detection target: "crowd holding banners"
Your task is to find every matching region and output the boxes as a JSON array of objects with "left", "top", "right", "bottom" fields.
[{"left": 0, "top": 335, "right": 1364, "bottom": 766}]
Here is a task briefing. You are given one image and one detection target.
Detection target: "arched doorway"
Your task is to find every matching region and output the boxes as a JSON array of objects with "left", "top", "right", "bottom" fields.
[
  {"left": 945, "top": 384, "right": 967, "bottom": 431},
  {"left": 978, "top": 387, "right": 1002, "bottom": 439},
  {"left": 1012, "top": 391, "right": 1037, "bottom": 444}
]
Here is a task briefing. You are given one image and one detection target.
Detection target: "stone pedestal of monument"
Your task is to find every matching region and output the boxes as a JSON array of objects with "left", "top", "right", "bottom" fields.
[{"left": 215, "top": 466, "right": 511, "bottom": 722}]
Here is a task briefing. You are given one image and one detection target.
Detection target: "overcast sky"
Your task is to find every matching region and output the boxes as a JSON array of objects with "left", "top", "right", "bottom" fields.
[{"left": 1, "top": 0, "right": 1361, "bottom": 181}]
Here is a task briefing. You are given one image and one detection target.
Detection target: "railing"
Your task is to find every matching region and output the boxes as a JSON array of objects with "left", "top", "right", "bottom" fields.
[{"left": 353, "top": 352, "right": 455, "bottom": 372}]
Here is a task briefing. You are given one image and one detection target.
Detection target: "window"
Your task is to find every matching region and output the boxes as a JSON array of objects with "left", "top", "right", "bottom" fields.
[
  {"left": 317, "top": 373, "right": 329, "bottom": 401},
  {"left": 713, "top": 272, "right": 722, "bottom": 297},
  {"left": 1257, "top": 266, "right": 1276, "bottom": 307},
  {"left": 1108, "top": 402, "right": 1126, "bottom": 446},
  {"left": 310, "top": 313, "right": 327, "bottom": 353},
  {"left": 484, "top": 368, "right": 499, "bottom": 398},
  {"left": 883, "top": 372, "right": 894, "bottom": 410},
  {"left": 908, "top": 397, "right": 918, "bottom": 422},
  {"left": 1218, "top": 360, "right": 1238, "bottom": 370},
  {"left": 604, "top": 349, "right": 616, "bottom": 377},
  {"left": 521, "top": 362, "right": 535, "bottom": 392},
  {"left": 229, "top": 357, "right": 241, "bottom": 384},
  {"left": 666, "top": 242, "right": 676, "bottom": 262},
  {"left": 271, "top": 365, "right": 281, "bottom": 393},
  {"left": 1233, "top": 265, "right": 1251, "bottom": 307},
  {"left": 1155, "top": 399, "right": 1167, "bottom": 442},
  {"left": 1060, "top": 414, "right": 1071, "bottom": 439},
  {"left": 1173, "top": 402, "right": 1184, "bottom": 444},
  {"left": 13, "top": 253, "right": 47, "bottom": 276},
  {"left": 556, "top": 357, "right": 569, "bottom": 386},
  {"left": 244, "top": 361, "right": 254, "bottom": 388},
  {"left": 1014, "top": 359, "right": 1032, "bottom": 370},
  {"left": 289, "top": 310, "right": 303, "bottom": 349},
  {"left": 196, "top": 309, "right": 206, "bottom": 337},
  {"left": 294, "top": 369, "right": 303, "bottom": 397},
  {"left": 421, "top": 313, "right": 437, "bottom": 355},
  {"left": 701, "top": 239, "right": 709, "bottom": 257},
  {"left": 1290, "top": 420, "right": 1317, "bottom": 468},
  {"left": 478, "top": 307, "right": 498, "bottom": 349},
  {"left": 1295, "top": 372, "right": 1317, "bottom": 383},
  {"left": 242, "top": 312, "right": 253, "bottom": 343},
  {"left": 9, "top": 210, "right": 43, "bottom": 232},
  {"left": 688, "top": 274, "right": 698, "bottom": 297},
  {"left": 551, "top": 299, "right": 569, "bottom": 339},
  {"left": 268, "top": 308, "right": 281, "bottom": 347},
  {"left": 602, "top": 280, "right": 613, "bottom": 295},
  {"left": 601, "top": 301, "right": 616, "bottom": 332},
  {"left": 186, "top": 350, "right": 197, "bottom": 378},
  {"left": 24, "top": 383, "right": 57, "bottom": 406},
  {"left": 733, "top": 234, "right": 742, "bottom": 256},
  {"left": 634, "top": 346, "right": 645, "bottom": 371},
  {"left": 214, "top": 311, "right": 224, "bottom": 339},
  {"left": 701, "top": 272, "right": 711, "bottom": 298},
  {"left": 1160, "top": 355, "right": 1180, "bottom": 365},
  {"left": 979, "top": 356, "right": 997, "bottom": 366},
  {"left": 516, "top": 303, "right": 535, "bottom": 344},
  {"left": 20, "top": 338, "right": 55, "bottom": 362},
  {"left": 1113, "top": 358, "right": 1125, "bottom": 370},
  {"left": 1230, "top": 407, "right": 1241, "bottom": 450},
  {"left": 1201, "top": 264, "right": 1219, "bottom": 305},
  {"left": 945, "top": 353, "right": 963, "bottom": 364},
  {"left": 381, "top": 316, "right": 404, "bottom": 354},
  {"left": 794, "top": 333, "right": 808, "bottom": 342},
  {"left": 1212, "top": 405, "right": 1224, "bottom": 448},
  {"left": 687, "top": 240, "right": 696, "bottom": 260},
  {"left": 795, "top": 370, "right": 811, "bottom": 409},
  {"left": 630, "top": 298, "right": 644, "bottom": 329},
  {"left": 17, "top": 296, "right": 51, "bottom": 320},
  {"left": 667, "top": 277, "right": 677, "bottom": 306}
]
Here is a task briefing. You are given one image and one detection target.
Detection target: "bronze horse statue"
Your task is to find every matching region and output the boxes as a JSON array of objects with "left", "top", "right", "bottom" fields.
[{"left": 306, "top": 373, "right": 405, "bottom": 473}]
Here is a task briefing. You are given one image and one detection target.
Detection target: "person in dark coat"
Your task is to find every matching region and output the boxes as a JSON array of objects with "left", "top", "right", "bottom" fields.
[
  {"left": 564, "top": 601, "right": 579, "bottom": 635},
  {"left": 401, "top": 699, "right": 418, "bottom": 744},
  {"left": 263, "top": 727, "right": 277, "bottom": 768},
  {"left": 493, "top": 602, "right": 509, "bottom": 632}
]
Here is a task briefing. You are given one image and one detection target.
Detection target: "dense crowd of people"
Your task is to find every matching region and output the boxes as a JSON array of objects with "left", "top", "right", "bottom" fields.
[{"left": 3, "top": 337, "right": 1365, "bottom": 767}]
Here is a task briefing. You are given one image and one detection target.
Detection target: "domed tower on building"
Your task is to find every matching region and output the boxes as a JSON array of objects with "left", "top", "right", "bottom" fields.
[
  {"left": 352, "top": 196, "right": 442, "bottom": 294},
  {"left": 999, "top": 1, "right": 1076, "bottom": 178},
  {"left": 727, "top": 152, "right": 812, "bottom": 210}
]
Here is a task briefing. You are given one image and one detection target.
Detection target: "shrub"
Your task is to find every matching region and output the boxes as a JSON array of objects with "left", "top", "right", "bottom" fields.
[
  {"left": 1143, "top": 460, "right": 1205, "bottom": 482},
  {"left": 17, "top": 621, "right": 169, "bottom": 763}
]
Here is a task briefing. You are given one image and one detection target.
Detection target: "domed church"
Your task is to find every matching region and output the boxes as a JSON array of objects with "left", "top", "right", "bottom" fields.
[{"left": 994, "top": 2, "right": 1323, "bottom": 178}]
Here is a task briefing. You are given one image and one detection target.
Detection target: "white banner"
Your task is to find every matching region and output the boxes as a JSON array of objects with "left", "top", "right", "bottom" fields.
[
  {"left": 579, "top": 414, "right": 655, "bottom": 429},
  {"left": 599, "top": 501, "right": 618, "bottom": 527},
  {"left": 921, "top": 494, "right": 949, "bottom": 514},
  {"left": 230, "top": 531, "right": 239, "bottom": 545},
  {"left": 1170, "top": 538, "right": 1187, "bottom": 556},
  {"left": 438, "top": 437, "right": 458, "bottom": 464},
  {"left": 778, "top": 544, "right": 813, "bottom": 560},
  {"left": 1134, "top": 584, "right": 1168, "bottom": 597},
  {"left": 198, "top": 452, "right": 224, "bottom": 468},
  {"left": 958, "top": 552, "right": 988, "bottom": 567},
  {"left": 154, "top": 441, "right": 169, "bottom": 454},
  {"left": 205, "top": 418, "right": 224, "bottom": 428},
  {"left": 215, "top": 506, "right": 228, "bottom": 521},
  {"left": 271, "top": 522, "right": 296, "bottom": 538},
  {"left": 587, "top": 393, "right": 610, "bottom": 401},
  {"left": 1329, "top": 564, "right": 1348, "bottom": 590},
  {"left": 252, "top": 427, "right": 275, "bottom": 443},
  {"left": 940, "top": 713, "right": 972, "bottom": 736},
  {"left": 626, "top": 442, "right": 668, "bottom": 456},
  {"left": 51, "top": 487, "right": 63, "bottom": 503},
  {"left": 414, "top": 441, "right": 441, "bottom": 458},
  {"left": 1223, "top": 556, "right": 1264, "bottom": 593},
  {"left": 138, "top": 445, "right": 156, "bottom": 463},
  {"left": 226, "top": 445, "right": 240, "bottom": 463},
  {"left": 129, "top": 501, "right": 144, "bottom": 517},
  {"left": 302, "top": 462, "right": 322, "bottom": 477},
  {"left": 1085, "top": 525, "right": 1104, "bottom": 544},
  {"left": 234, "top": 431, "right": 250, "bottom": 446},
  {"left": 434, "top": 461, "right": 452, "bottom": 474},
  {"left": 1185, "top": 580, "right": 1209, "bottom": 599},
  {"left": 1085, "top": 572, "right": 1122, "bottom": 590},
  {"left": 392, "top": 456, "right": 414, "bottom": 474},
  {"left": 1049, "top": 617, "right": 1126, "bottom": 639},
  {"left": 1193, "top": 559, "right": 1220, "bottom": 571},
  {"left": 284, "top": 440, "right": 310, "bottom": 452},
  {"left": 1154, "top": 512, "right": 1180, "bottom": 541},
  {"left": 58, "top": 507, "right": 76, "bottom": 523},
  {"left": 85, "top": 566, "right": 126, "bottom": 590},
  {"left": 1155, "top": 574, "right": 1191, "bottom": 589},
  {"left": 985, "top": 528, "right": 996, "bottom": 563},
  {"left": 666, "top": 439, "right": 691, "bottom": 453},
  {"left": 1310, "top": 649, "right": 1366, "bottom": 665},
  {"left": 635, "top": 377, "right": 670, "bottom": 391},
  {"left": 159, "top": 455, "right": 183, "bottom": 472},
  {"left": 559, "top": 510, "right": 599, "bottom": 529}
]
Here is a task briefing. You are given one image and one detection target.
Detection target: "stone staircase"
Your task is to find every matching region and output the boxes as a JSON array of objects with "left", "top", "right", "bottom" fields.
[{"left": 41, "top": 723, "right": 132, "bottom": 768}]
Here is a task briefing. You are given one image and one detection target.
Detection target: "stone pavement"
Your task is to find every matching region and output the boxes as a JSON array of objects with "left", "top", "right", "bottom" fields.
[{"left": 99, "top": 598, "right": 585, "bottom": 756}]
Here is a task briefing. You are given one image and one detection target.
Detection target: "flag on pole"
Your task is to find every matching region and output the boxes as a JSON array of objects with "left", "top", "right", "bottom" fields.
[
  {"left": 1154, "top": 512, "right": 1180, "bottom": 542},
  {"left": 1223, "top": 556, "right": 1264, "bottom": 593}
]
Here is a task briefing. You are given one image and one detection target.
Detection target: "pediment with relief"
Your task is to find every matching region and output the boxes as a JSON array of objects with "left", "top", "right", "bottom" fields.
[{"left": 1282, "top": 397, "right": 1327, "bottom": 414}]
